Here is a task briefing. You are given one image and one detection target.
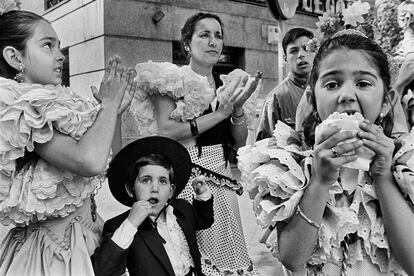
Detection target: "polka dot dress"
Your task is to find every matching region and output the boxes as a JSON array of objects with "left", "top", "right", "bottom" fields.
[{"left": 179, "top": 145, "right": 257, "bottom": 275}]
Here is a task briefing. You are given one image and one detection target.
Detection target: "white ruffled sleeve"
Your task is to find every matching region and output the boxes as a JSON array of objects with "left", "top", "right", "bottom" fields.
[
  {"left": 127, "top": 61, "right": 214, "bottom": 137},
  {"left": 0, "top": 77, "right": 104, "bottom": 226},
  {"left": 238, "top": 122, "right": 313, "bottom": 258}
]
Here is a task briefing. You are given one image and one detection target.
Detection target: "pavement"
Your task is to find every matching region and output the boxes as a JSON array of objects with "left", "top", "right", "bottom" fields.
[
  {"left": 238, "top": 189, "right": 283, "bottom": 276},
  {"left": 232, "top": 166, "right": 284, "bottom": 276}
]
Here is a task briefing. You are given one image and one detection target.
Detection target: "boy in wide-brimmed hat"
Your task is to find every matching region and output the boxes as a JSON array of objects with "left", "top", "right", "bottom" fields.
[{"left": 92, "top": 136, "right": 213, "bottom": 276}]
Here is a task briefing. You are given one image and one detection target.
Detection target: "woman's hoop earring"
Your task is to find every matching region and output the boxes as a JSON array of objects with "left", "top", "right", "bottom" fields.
[
  {"left": 184, "top": 45, "right": 191, "bottom": 56},
  {"left": 14, "top": 64, "right": 24, "bottom": 83},
  {"left": 375, "top": 112, "right": 385, "bottom": 130}
]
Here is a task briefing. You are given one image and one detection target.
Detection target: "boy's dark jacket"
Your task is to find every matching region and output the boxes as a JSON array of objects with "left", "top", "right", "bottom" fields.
[{"left": 91, "top": 198, "right": 214, "bottom": 276}]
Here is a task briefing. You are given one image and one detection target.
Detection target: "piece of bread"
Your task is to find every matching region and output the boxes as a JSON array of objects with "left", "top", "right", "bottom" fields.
[
  {"left": 315, "top": 112, "right": 374, "bottom": 171},
  {"left": 216, "top": 69, "right": 249, "bottom": 102},
  {"left": 217, "top": 69, "right": 262, "bottom": 102}
]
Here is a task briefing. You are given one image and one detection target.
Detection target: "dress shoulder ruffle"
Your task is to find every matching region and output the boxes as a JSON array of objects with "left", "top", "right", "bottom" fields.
[
  {"left": 127, "top": 61, "right": 261, "bottom": 137},
  {"left": 237, "top": 121, "right": 413, "bottom": 275},
  {"left": 127, "top": 61, "right": 215, "bottom": 137},
  {"left": 0, "top": 77, "right": 103, "bottom": 226}
]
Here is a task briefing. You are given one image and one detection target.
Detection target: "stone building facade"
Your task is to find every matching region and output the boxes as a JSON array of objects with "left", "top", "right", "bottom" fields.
[
  {"left": 25, "top": 0, "right": 330, "bottom": 97},
  {"left": 23, "top": 0, "right": 371, "bottom": 142}
]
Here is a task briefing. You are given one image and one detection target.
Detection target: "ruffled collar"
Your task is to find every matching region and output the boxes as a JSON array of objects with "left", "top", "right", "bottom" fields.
[
  {"left": 0, "top": 76, "right": 96, "bottom": 103},
  {"left": 1, "top": 76, "right": 63, "bottom": 93}
]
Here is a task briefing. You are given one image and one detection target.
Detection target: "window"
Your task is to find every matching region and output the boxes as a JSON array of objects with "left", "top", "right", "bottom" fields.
[
  {"left": 45, "top": 0, "right": 66, "bottom": 10},
  {"left": 61, "top": 48, "right": 70, "bottom": 87},
  {"left": 172, "top": 41, "right": 188, "bottom": 66},
  {"left": 172, "top": 41, "right": 244, "bottom": 75},
  {"left": 212, "top": 46, "right": 244, "bottom": 76}
]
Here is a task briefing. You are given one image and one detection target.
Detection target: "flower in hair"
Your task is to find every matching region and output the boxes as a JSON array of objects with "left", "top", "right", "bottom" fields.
[
  {"left": 0, "top": 0, "right": 21, "bottom": 15},
  {"left": 316, "top": 0, "right": 372, "bottom": 40},
  {"left": 375, "top": 0, "right": 403, "bottom": 55},
  {"left": 305, "top": 37, "right": 319, "bottom": 53},
  {"left": 397, "top": 0, "right": 414, "bottom": 31},
  {"left": 342, "top": 0, "right": 370, "bottom": 26},
  {"left": 396, "top": 1, "right": 414, "bottom": 59},
  {"left": 316, "top": 12, "right": 344, "bottom": 38}
]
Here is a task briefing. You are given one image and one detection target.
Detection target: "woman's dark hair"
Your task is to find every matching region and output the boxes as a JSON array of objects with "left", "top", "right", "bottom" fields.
[
  {"left": 126, "top": 154, "right": 175, "bottom": 198},
  {"left": 302, "top": 32, "right": 394, "bottom": 147},
  {"left": 0, "top": 10, "right": 47, "bottom": 79},
  {"left": 180, "top": 12, "right": 224, "bottom": 56}
]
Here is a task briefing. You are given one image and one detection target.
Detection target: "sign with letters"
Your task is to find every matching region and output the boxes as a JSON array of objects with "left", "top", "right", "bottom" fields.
[{"left": 299, "top": 0, "right": 350, "bottom": 15}]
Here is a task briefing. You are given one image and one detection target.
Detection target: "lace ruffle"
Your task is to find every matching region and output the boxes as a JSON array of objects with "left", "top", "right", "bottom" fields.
[
  {"left": 128, "top": 62, "right": 260, "bottom": 137},
  {"left": 191, "top": 164, "right": 243, "bottom": 195},
  {"left": 0, "top": 77, "right": 104, "bottom": 226},
  {"left": 163, "top": 206, "right": 194, "bottom": 270},
  {"left": 237, "top": 121, "right": 413, "bottom": 275},
  {"left": 128, "top": 61, "right": 214, "bottom": 136},
  {"left": 201, "top": 255, "right": 256, "bottom": 276}
]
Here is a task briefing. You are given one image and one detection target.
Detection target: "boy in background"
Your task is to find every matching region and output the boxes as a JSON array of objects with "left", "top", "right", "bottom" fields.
[{"left": 256, "top": 28, "right": 315, "bottom": 140}]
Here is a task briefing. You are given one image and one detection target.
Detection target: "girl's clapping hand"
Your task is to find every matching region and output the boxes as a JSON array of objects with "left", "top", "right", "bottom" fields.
[
  {"left": 357, "top": 120, "right": 394, "bottom": 177},
  {"left": 91, "top": 56, "right": 129, "bottom": 107},
  {"left": 117, "top": 68, "right": 138, "bottom": 114}
]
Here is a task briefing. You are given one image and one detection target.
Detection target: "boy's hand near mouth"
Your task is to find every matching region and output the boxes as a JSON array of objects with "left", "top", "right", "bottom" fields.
[{"left": 127, "top": 200, "right": 153, "bottom": 228}]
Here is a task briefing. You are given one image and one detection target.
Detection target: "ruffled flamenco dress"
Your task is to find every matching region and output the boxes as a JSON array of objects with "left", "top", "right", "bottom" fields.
[
  {"left": 0, "top": 77, "right": 106, "bottom": 276},
  {"left": 238, "top": 121, "right": 414, "bottom": 276},
  {"left": 127, "top": 61, "right": 258, "bottom": 275}
]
